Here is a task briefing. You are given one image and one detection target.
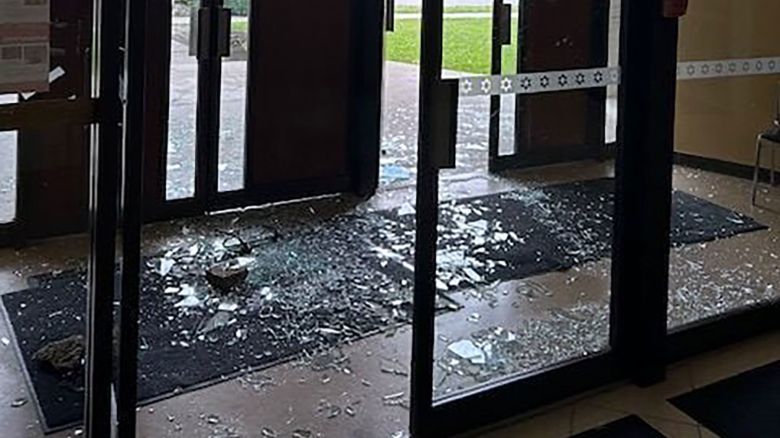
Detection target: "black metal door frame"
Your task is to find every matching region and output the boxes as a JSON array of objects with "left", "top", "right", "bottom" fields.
[
  {"left": 0, "top": 0, "right": 123, "bottom": 435},
  {"left": 410, "top": 1, "right": 676, "bottom": 436},
  {"left": 193, "top": 0, "right": 228, "bottom": 210}
]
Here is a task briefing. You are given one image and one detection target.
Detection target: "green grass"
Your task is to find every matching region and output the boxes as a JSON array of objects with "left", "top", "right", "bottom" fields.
[
  {"left": 395, "top": 5, "right": 492, "bottom": 14},
  {"left": 232, "top": 21, "right": 248, "bottom": 33},
  {"left": 232, "top": 16, "right": 515, "bottom": 75},
  {"left": 386, "top": 17, "right": 517, "bottom": 75}
]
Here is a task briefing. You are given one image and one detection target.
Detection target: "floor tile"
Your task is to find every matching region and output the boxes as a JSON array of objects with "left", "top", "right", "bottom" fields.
[
  {"left": 475, "top": 406, "right": 574, "bottom": 438},
  {"left": 642, "top": 416, "right": 701, "bottom": 438},
  {"left": 569, "top": 403, "right": 626, "bottom": 435}
]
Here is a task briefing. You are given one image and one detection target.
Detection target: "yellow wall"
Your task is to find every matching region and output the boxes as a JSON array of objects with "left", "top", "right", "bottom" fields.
[{"left": 676, "top": 0, "right": 780, "bottom": 166}]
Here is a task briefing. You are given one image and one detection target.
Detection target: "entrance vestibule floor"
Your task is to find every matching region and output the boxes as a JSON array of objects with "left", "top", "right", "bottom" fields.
[{"left": 0, "top": 161, "right": 778, "bottom": 437}]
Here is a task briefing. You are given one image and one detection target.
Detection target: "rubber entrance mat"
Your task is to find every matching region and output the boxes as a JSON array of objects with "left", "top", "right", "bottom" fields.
[
  {"left": 374, "top": 178, "right": 767, "bottom": 289},
  {"left": 573, "top": 415, "right": 665, "bottom": 437},
  {"left": 670, "top": 360, "right": 780, "bottom": 438},
  {"left": 1, "top": 178, "right": 768, "bottom": 432}
]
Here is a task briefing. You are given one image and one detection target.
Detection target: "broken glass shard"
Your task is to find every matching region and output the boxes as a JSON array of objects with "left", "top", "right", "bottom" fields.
[
  {"left": 174, "top": 296, "right": 202, "bottom": 308},
  {"left": 10, "top": 397, "right": 28, "bottom": 408},
  {"left": 157, "top": 258, "right": 175, "bottom": 276},
  {"left": 197, "top": 311, "right": 234, "bottom": 334},
  {"left": 177, "top": 284, "right": 196, "bottom": 297},
  {"left": 447, "top": 340, "right": 486, "bottom": 365},
  {"left": 218, "top": 301, "right": 239, "bottom": 312}
]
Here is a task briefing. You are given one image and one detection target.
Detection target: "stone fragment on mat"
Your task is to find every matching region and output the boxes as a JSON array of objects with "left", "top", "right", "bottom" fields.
[
  {"left": 33, "top": 334, "right": 85, "bottom": 373},
  {"left": 205, "top": 258, "right": 251, "bottom": 292}
]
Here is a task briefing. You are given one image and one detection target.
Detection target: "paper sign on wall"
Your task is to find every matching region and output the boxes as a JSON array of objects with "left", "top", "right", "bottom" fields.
[{"left": 0, "top": 0, "right": 50, "bottom": 94}]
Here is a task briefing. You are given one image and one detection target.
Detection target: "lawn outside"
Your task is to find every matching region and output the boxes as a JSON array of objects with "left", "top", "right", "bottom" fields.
[
  {"left": 231, "top": 9, "right": 515, "bottom": 76},
  {"left": 386, "top": 17, "right": 517, "bottom": 75},
  {"left": 395, "top": 5, "right": 491, "bottom": 14}
]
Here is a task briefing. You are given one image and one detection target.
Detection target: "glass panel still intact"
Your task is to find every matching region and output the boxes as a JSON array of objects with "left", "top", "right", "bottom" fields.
[
  {"left": 668, "top": 0, "right": 780, "bottom": 329},
  {"left": 432, "top": 0, "right": 617, "bottom": 400},
  {"left": 0, "top": 94, "right": 17, "bottom": 223},
  {"left": 217, "top": 3, "right": 248, "bottom": 193},
  {"left": 166, "top": 0, "right": 198, "bottom": 200}
]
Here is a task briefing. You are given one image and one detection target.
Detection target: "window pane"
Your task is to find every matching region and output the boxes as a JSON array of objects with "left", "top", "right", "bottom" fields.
[{"left": 668, "top": 1, "right": 780, "bottom": 329}]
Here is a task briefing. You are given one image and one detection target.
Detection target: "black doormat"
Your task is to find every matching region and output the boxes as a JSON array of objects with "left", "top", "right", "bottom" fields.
[
  {"left": 1, "top": 178, "right": 767, "bottom": 432},
  {"left": 670, "top": 360, "right": 780, "bottom": 438},
  {"left": 573, "top": 415, "right": 665, "bottom": 437},
  {"left": 2, "top": 214, "right": 441, "bottom": 433},
  {"left": 374, "top": 178, "right": 767, "bottom": 289}
]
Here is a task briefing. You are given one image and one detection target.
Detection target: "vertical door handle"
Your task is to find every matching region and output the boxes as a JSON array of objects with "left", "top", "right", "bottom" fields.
[
  {"left": 498, "top": 3, "right": 512, "bottom": 46},
  {"left": 192, "top": 7, "right": 232, "bottom": 60},
  {"left": 217, "top": 8, "right": 232, "bottom": 58},
  {"left": 432, "top": 79, "right": 460, "bottom": 169},
  {"left": 386, "top": 0, "right": 395, "bottom": 32}
]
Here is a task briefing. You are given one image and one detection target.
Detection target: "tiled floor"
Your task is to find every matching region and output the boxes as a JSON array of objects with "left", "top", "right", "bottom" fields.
[{"left": 470, "top": 329, "right": 780, "bottom": 438}]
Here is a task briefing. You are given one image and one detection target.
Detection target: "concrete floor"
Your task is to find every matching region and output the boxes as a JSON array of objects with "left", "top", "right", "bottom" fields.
[{"left": 0, "top": 160, "right": 778, "bottom": 437}]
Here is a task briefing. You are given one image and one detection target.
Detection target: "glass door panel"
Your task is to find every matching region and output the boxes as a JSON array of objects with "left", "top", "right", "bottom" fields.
[
  {"left": 0, "top": 94, "right": 17, "bottom": 223},
  {"left": 426, "top": 0, "right": 619, "bottom": 404},
  {"left": 138, "top": 2, "right": 411, "bottom": 437},
  {"left": 166, "top": 0, "right": 199, "bottom": 200},
  {"left": 605, "top": 0, "right": 621, "bottom": 143},
  {"left": 0, "top": 4, "right": 96, "bottom": 429},
  {"left": 668, "top": 1, "right": 780, "bottom": 329},
  {"left": 217, "top": 1, "right": 248, "bottom": 193},
  {"left": 136, "top": 174, "right": 416, "bottom": 438}
]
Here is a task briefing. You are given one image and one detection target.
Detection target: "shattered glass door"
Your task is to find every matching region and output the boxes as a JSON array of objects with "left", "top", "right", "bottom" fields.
[
  {"left": 431, "top": 0, "right": 618, "bottom": 402},
  {"left": 136, "top": 186, "right": 420, "bottom": 435}
]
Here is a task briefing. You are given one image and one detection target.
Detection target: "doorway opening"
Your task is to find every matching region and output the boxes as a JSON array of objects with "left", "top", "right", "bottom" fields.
[
  {"left": 166, "top": 0, "right": 249, "bottom": 201},
  {"left": 379, "top": 0, "right": 621, "bottom": 190}
]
